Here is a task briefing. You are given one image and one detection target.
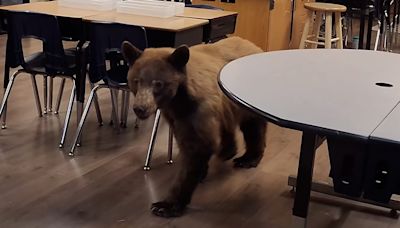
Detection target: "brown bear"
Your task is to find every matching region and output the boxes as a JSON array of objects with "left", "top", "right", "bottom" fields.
[{"left": 122, "top": 37, "right": 267, "bottom": 218}]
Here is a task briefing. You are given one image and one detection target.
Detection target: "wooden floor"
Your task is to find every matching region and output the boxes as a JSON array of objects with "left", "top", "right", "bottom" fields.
[{"left": 1, "top": 34, "right": 400, "bottom": 228}]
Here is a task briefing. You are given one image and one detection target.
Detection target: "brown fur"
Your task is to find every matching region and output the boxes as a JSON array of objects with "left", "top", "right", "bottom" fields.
[{"left": 122, "top": 37, "right": 267, "bottom": 217}]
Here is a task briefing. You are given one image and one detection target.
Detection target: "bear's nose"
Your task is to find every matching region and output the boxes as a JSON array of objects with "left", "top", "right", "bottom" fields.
[{"left": 133, "top": 106, "right": 147, "bottom": 118}]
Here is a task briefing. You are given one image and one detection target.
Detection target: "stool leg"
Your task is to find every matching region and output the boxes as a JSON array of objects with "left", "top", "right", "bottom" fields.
[
  {"left": 299, "top": 11, "right": 313, "bottom": 49},
  {"left": 325, "top": 12, "right": 333, "bottom": 49},
  {"left": 311, "top": 12, "right": 322, "bottom": 49},
  {"left": 335, "top": 12, "right": 343, "bottom": 49}
]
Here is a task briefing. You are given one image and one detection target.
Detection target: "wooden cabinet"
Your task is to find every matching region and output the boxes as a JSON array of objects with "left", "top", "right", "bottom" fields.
[
  {"left": 192, "top": 0, "right": 313, "bottom": 51},
  {"left": 193, "top": 0, "right": 271, "bottom": 50}
]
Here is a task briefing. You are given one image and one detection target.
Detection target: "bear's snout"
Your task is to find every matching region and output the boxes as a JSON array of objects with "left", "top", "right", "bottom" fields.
[{"left": 133, "top": 106, "right": 150, "bottom": 119}]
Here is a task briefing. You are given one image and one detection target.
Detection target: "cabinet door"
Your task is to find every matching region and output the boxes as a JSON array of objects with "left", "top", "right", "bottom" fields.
[
  {"left": 192, "top": 0, "right": 270, "bottom": 50},
  {"left": 267, "top": 0, "right": 293, "bottom": 50},
  {"left": 289, "top": 0, "right": 314, "bottom": 49}
]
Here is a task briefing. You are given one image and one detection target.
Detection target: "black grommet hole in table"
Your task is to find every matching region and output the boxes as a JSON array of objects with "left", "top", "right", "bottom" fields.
[{"left": 375, "top": 82, "right": 393, "bottom": 87}]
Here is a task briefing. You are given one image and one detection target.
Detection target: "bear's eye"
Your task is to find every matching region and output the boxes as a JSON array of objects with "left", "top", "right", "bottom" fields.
[
  {"left": 152, "top": 80, "right": 164, "bottom": 92},
  {"left": 133, "top": 78, "right": 140, "bottom": 85}
]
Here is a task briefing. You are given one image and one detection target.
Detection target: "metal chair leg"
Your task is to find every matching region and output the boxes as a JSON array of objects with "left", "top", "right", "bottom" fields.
[
  {"left": 43, "top": 76, "right": 48, "bottom": 114},
  {"left": 1, "top": 103, "right": 6, "bottom": 129},
  {"left": 48, "top": 77, "right": 53, "bottom": 113},
  {"left": 90, "top": 82, "right": 103, "bottom": 126},
  {"left": 59, "top": 81, "right": 75, "bottom": 148},
  {"left": 124, "top": 92, "right": 130, "bottom": 127},
  {"left": 120, "top": 90, "right": 126, "bottom": 127},
  {"left": 0, "top": 70, "right": 23, "bottom": 129},
  {"left": 110, "top": 88, "right": 119, "bottom": 130},
  {"left": 134, "top": 117, "right": 140, "bottom": 128},
  {"left": 375, "top": 21, "right": 382, "bottom": 51},
  {"left": 120, "top": 91, "right": 130, "bottom": 128},
  {"left": 143, "top": 109, "right": 161, "bottom": 171},
  {"left": 76, "top": 100, "right": 83, "bottom": 147},
  {"left": 69, "top": 85, "right": 100, "bottom": 156},
  {"left": 30, "top": 74, "right": 43, "bottom": 118},
  {"left": 54, "top": 78, "right": 65, "bottom": 114},
  {"left": 167, "top": 126, "right": 173, "bottom": 164}
]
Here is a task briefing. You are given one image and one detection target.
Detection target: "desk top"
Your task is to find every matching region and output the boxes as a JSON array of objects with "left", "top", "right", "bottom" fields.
[
  {"left": 176, "top": 7, "right": 237, "bottom": 20},
  {"left": 0, "top": 2, "right": 209, "bottom": 31},
  {"left": 219, "top": 49, "right": 400, "bottom": 139},
  {"left": 0, "top": 1, "right": 103, "bottom": 18},
  {"left": 84, "top": 11, "right": 208, "bottom": 32}
]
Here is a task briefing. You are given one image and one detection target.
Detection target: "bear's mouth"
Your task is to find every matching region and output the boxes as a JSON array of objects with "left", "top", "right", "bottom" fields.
[
  {"left": 135, "top": 112, "right": 151, "bottom": 120},
  {"left": 134, "top": 110, "right": 150, "bottom": 120}
]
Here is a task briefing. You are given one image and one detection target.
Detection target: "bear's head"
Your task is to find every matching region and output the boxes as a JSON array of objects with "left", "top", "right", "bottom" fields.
[{"left": 122, "top": 41, "right": 189, "bottom": 119}]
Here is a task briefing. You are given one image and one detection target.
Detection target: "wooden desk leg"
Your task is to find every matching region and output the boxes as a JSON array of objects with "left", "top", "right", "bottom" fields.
[{"left": 292, "top": 132, "right": 318, "bottom": 228}]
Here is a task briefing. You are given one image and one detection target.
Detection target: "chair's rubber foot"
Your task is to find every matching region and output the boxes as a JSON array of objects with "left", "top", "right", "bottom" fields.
[
  {"left": 54, "top": 111, "right": 59, "bottom": 114},
  {"left": 390, "top": 209, "right": 398, "bottom": 218},
  {"left": 167, "top": 160, "right": 173, "bottom": 165},
  {"left": 1, "top": 125, "right": 6, "bottom": 129},
  {"left": 143, "top": 166, "right": 151, "bottom": 171},
  {"left": 59, "top": 143, "right": 63, "bottom": 148},
  {"left": 76, "top": 143, "right": 81, "bottom": 147},
  {"left": 68, "top": 152, "right": 75, "bottom": 157}
]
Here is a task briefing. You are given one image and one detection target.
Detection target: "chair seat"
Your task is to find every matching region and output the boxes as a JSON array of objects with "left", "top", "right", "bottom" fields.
[
  {"left": 22, "top": 48, "right": 77, "bottom": 76},
  {"left": 305, "top": 2, "right": 347, "bottom": 12}
]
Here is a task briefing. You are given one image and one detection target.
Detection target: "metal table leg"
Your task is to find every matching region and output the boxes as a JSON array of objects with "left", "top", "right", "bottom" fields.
[{"left": 292, "top": 132, "right": 318, "bottom": 228}]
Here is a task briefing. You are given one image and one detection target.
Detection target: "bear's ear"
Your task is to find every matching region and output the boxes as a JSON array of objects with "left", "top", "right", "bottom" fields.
[
  {"left": 121, "top": 41, "right": 142, "bottom": 66},
  {"left": 168, "top": 45, "right": 189, "bottom": 70}
]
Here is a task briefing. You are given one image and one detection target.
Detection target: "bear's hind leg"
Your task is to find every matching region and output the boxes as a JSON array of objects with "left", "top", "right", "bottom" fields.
[
  {"left": 218, "top": 127, "right": 237, "bottom": 161},
  {"left": 234, "top": 118, "right": 266, "bottom": 168}
]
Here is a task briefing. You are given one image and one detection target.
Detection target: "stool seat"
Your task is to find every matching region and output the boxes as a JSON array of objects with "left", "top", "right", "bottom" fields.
[{"left": 304, "top": 2, "right": 347, "bottom": 13}]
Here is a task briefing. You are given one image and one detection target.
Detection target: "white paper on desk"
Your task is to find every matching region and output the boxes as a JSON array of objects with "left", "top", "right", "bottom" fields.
[
  {"left": 116, "top": 0, "right": 185, "bottom": 18},
  {"left": 58, "top": 0, "right": 118, "bottom": 11}
]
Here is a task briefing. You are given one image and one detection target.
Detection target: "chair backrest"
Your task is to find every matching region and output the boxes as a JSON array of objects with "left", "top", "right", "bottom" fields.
[
  {"left": 6, "top": 11, "right": 66, "bottom": 73},
  {"left": 86, "top": 21, "right": 148, "bottom": 83},
  {"left": 170, "top": 0, "right": 192, "bottom": 4},
  {"left": 168, "top": 0, "right": 222, "bottom": 9},
  {"left": 185, "top": 4, "right": 223, "bottom": 10}
]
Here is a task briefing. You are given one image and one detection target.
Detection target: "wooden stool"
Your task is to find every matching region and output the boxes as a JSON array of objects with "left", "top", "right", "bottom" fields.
[{"left": 299, "top": 2, "right": 347, "bottom": 49}]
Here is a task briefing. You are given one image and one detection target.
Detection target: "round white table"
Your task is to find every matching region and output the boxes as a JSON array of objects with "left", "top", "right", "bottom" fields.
[{"left": 218, "top": 49, "right": 400, "bottom": 227}]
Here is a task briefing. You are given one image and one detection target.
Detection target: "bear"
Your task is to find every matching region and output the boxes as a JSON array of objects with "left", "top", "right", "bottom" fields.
[{"left": 122, "top": 36, "right": 267, "bottom": 218}]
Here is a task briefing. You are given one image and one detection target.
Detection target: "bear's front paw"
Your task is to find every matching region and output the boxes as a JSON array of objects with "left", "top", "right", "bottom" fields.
[
  {"left": 233, "top": 155, "right": 262, "bottom": 168},
  {"left": 151, "top": 201, "right": 185, "bottom": 218}
]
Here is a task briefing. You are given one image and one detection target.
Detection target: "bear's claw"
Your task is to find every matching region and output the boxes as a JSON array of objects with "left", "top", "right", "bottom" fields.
[
  {"left": 233, "top": 155, "right": 261, "bottom": 168},
  {"left": 151, "top": 201, "right": 185, "bottom": 218}
]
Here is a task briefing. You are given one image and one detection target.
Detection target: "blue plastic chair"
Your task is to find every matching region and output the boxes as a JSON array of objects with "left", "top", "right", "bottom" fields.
[
  {"left": 0, "top": 11, "right": 81, "bottom": 147},
  {"left": 69, "top": 21, "right": 148, "bottom": 156}
]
